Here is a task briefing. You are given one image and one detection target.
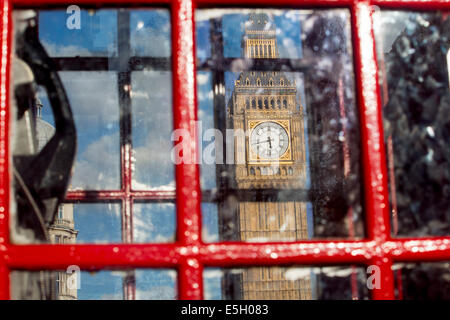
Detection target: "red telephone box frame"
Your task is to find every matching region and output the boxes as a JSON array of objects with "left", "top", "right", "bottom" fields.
[{"left": 0, "top": 0, "right": 449, "bottom": 300}]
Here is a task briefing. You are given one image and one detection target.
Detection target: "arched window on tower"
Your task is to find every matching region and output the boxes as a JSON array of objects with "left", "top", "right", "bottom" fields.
[
  {"left": 251, "top": 99, "right": 256, "bottom": 109},
  {"left": 246, "top": 78, "right": 250, "bottom": 86},
  {"left": 257, "top": 98, "right": 263, "bottom": 109}
]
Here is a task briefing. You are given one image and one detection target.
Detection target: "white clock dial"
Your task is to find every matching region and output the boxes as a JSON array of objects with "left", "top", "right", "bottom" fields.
[{"left": 250, "top": 121, "right": 289, "bottom": 160}]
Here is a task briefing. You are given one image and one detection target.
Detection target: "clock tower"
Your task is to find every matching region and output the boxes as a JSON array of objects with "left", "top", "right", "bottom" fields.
[{"left": 222, "top": 12, "right": 311, "bottom": 300}]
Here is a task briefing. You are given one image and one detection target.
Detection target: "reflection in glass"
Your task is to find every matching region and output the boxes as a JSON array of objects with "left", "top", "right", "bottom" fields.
[
  {"left": 132, "top": 71, "right": 175, "bottom": 190},
  {"left": 10, "top": 269, "right": 177, "bottom": 300},
  {"left": 133, "top": 203, "right": 176, "bottom": 243},
  {"left": 10, "top": 270, "right": 124, "bottom": 300},
  {"left": 30, "top": 72, "right": 121, "bottom": 191},
  {"left": 60, "top": 72, "right": 120, "bottom": 190},
  {"left": 72, "top": 203, "right": 121, "bottom": 243},
  {"left": 130, "top": 10, "right": 171, "bottom": 57},
  {"left": 135, "top": 270, "right": 177, "bottom": 300},
  {"left": 39, "top": 9, "right": 118, "bottom": 57},
  {"left": 393, "top": 262, "right": 450, "bottom": 299},
  {"left": 196, "top": 9, "right": 363, "bottom": 244},
  {"left": 202, "top": 203, "right": 219, "bottom": 242},
  {"left": 375, "top": 10, "right": 450, "bottom": 237},
  {"left": 204, "top": 266, "right": 368, "bottom": 300}
]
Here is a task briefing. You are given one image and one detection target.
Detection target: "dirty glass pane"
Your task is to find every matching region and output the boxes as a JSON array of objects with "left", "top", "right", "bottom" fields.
[
  {"left": 10, "top": 269, "right": 176, "bottom": 300},
  {"left": 39, "top": 9, "right": 118, "bottom": 57},
  {"left": 202, "top": 203, "right": 219, "bottom": 242},
  {"left": 130, "top": 10, "right": 171, "bottom": 57},
  {"left": 374, "top": 10, "right": 450, "bottom": 236},
  {"left": 71, "top": 203, "right": 121, "bottom": 243},
  {"left": 11, "top": 8, "right": 172, "bottom": 248},
  {"left": 135, "top": 269, "right": 177, "bottom": 300},
  {"left": 196, "top": 9, "right": 363, "bottom": 241},
  {"left": 42, "top": 203, "right": 121, "bottom": 244},
  {"left": 132, "top": 71, "right": 175, "bottom": 190},
  {"left": 21, "top": 70, "right": 121, "bottom": 191},
  {"left": 61, "top": 71, "right": 120, "bottom": 190},
  {"left": 204, "top": 266, "right": 368, "bottom": 300},
  {"left": 133, "top": 202, "right": 176, "bottom": 243},
  {"left": 11, "top": 201, "right": 122, "bottom": 244},
  {"left": 393, "top": 262, "right": 450, "bottom": 299}
]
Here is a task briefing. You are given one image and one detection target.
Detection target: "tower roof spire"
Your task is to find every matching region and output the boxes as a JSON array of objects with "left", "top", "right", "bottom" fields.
[{"left": 242, "top": 12, "right": 278, "bottom": 59}]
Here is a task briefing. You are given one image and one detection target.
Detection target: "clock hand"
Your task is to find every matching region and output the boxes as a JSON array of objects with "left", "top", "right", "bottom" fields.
[{"left": 252, "top": 140, "right": 270, "bottom": 146}]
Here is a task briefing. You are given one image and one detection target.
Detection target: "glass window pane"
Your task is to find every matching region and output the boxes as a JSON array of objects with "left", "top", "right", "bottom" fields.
[
  {"left": 132, "top": 71, "right": 175, "bottom": 190},
  {"left": 196, "top": 9, "right": 363, "bottom": 241},
  {"left": 393, "top": 262, "right": 450, "bottom": 300},
  {"left": 60, "top": 71, "right": 120, "bottom": 190},
  {"left": 204, "top": 266, "right": 368, "bottom": 300},
  {"left": 79, "top": 271, "right": 124, "bottom": 300},
  {"left": 130, "top": 10, "right": 171, "bottom": 57},
  {"left": 50, "top": 203, "right": 122, "bottom": 244},
  {"left": 12, "top": 8, "right": 172, "bottom": 247},
  {"left": 10, "top": 269, "right": 177, "bottom": 300},
  {"left": 39, "top": 9, "right": 118, "bottom": 57},
  {"left": 135, "top": 269, "right": 177, "bottom": 300},
  {"left": 133, "top": 203, "right": 176, "bottom": 243},
  {"left": 71, "top": 203, "right": 122, "bottom": 243},
  {"left": 374, "top": 10, "right": 450, "bottom": 237}
]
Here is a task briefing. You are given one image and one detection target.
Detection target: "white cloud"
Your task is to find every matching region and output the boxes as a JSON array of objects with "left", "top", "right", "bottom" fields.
[
  {"left": 70, "top": 134, "right": 120, "bottom": 190},
  {"left": 131, "top": 71, "right": 175, "bottom": 189},
  {"left": 99, "top": 292, "right": 123, "bottom": 300},
  {"left": 197, "top": 73, "right": 210, "bottom": 86},
  {"left": 130, "top": 25, "right": 171, "bottom": 57},
  {"left": 136, "top": 286, "right": 176, "bottom": 300},
  {"left": 202, "top": 223, "right": 219, "bottom": 242},
  {"left": 285, "top": 266, "right": 356, "bottom": 281},
  {"left": 41, "top": 40, "right": 94, "bottom": 57},
  {"left": 133, "top": 203, "right": 175, "bottom": 243},
  {"left": 60, "top": 71, "right": 119, "bottom": 129},
  {"left": 195, "top": 9, "right": 302, "bottom": 22}
]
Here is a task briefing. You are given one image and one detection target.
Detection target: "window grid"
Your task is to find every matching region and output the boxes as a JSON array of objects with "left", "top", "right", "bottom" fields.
[{"left": 0, "top": 0, "right": 448, "bottom": 301}]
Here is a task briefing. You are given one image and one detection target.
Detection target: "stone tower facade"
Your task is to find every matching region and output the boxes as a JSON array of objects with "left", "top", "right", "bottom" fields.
[
  {"left": 223, "top": 12, "right": 311, "bottom": 300},
  {"left": 48, "top": 204, "right": 78, "bottom": 300}
]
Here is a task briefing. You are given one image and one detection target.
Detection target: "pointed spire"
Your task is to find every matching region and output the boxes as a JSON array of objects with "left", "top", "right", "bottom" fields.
[{"left": 35, "top": 96, "right": 43, "bottom": 118}]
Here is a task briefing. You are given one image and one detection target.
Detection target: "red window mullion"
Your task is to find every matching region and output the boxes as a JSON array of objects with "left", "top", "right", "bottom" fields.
[
  {"left": 351, "top": 1, "right": 394, "bottom": 299},
  {"left": 171, "top": 0, "right": 203, "bottom": 299},
  {"left": 372, "top": 0, "right": 450, "bottom": 10},
  {"left": 0, "top": 0, "right": 11, "bottom": 301}
]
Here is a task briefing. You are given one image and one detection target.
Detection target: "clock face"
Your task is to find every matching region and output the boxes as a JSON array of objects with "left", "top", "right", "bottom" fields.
[{"left": 249, "top": 121, "right": 290, "bottom": 160}]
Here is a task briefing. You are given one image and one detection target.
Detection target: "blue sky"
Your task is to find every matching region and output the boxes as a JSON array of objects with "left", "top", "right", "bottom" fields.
[{"left": 34, "top": 8, "right": 317, "bottom": 300}]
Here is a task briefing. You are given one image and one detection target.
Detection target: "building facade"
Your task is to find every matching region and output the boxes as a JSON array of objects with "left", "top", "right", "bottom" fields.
[
  {"left": 221, "top": 13, "right": 311, "bottom": 300},
  {"left": 36, "top": 101, "right": 78, "bottom": 300}
]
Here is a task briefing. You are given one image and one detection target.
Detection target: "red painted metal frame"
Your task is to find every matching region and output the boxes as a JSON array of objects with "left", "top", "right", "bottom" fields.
[{"left": 0, "top": 0, "right": 449, "bottom": 301}]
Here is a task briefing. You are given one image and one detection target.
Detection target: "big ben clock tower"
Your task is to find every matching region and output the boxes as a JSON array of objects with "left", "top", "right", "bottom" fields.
[{"left": 222, "top": 12, "right": 311, "bottom": 300}]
